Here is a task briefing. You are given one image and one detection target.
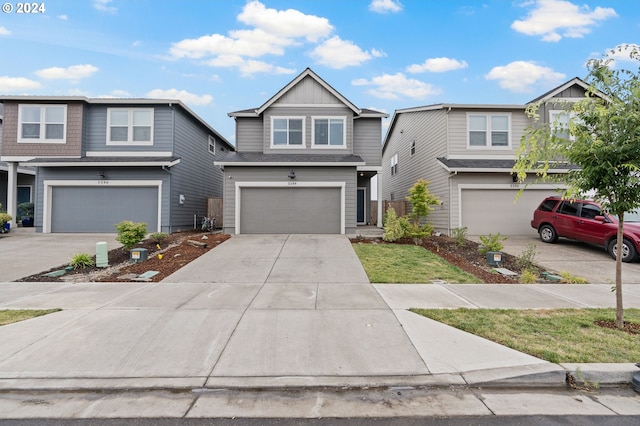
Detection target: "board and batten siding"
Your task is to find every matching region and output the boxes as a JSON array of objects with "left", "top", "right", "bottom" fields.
[
  {"left": 222, "top": 166, "right": 357, "bottom": 234},
  {"left": 34, "top": 167, "right": 170, "bottom": 233},
  {"left": 353, "top": 118, "right": 382, "bottom": 166},
  {"left": 235, "top": 117, "right": 263, "bottom": 152},
  {"left": 171, "top": 108, "right": 227, "bottom": 232},
  {"left": 277, "top": 75, "right": 344, "bottom": 105},
  {"left": 85, "top": 104, "right": 174, "bottom": 152},
  {"left": 381, "top": 109, "right": 450, "bottom": 231},
  {"left": 263, "top": 105, "right": 354, "bottom": 155}
]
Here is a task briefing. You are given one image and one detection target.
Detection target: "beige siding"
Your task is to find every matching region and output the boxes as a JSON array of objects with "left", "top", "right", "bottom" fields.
[
  {"left": 353, "top": 118, "right": 382, "bottom": 166},
  {"left": 235, "top": 117, "right": 263, "bottom": 152},
  {"left": 381, "top": 109, "right": 449, "bottom": 230},
  {"left": 277, "top": 75, "right": 343, "bottom": 105},
  {"left": 0, "top": 102, "right": 83, "bottom": 157}
]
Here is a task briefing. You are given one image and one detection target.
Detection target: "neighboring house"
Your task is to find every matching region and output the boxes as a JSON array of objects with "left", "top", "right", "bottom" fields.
[
  {"left": 0, "top": 105, "right": 37, "bottom": 219},
  {"left": 0, "top": 97, "right": 234, "bottom": 233},
  {"left": 216, "top": 68, "right": 387, "bottom": 235},
  {"left": 381, "top": 77, "right": 594, "bottom": 236}
]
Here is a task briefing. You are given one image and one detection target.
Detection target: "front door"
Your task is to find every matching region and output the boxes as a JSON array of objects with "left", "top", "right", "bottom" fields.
[{"left": 357, "top": 188, "right": 366, "bottom": 224}]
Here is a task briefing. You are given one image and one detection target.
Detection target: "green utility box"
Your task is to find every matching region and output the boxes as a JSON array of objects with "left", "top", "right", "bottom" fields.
[
  {"left": 96, "top": 242, "right": 109, "bottom": 268},
  {"left": 130, "top": 248, "right": 148, "bottom": 263}
]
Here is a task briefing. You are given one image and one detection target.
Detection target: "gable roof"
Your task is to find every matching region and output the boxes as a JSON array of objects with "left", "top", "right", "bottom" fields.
[{"left": 527, "top": 77, "right": 590, "bottom": 104}]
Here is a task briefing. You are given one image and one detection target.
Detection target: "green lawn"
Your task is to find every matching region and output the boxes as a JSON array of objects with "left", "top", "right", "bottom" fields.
[
  {"left": 352, "top": 243, "right": 481, "bottom": 284},
  {"left": 0, "top": 309, "right": 62, "bottom": 326},
  {"left": 412, "top": 308, "right": 640, "bottom": 363}
]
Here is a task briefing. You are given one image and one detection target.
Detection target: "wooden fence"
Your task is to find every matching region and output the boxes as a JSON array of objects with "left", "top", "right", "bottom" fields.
[
  {"left": 206, "top": 198, "right": 223, "bottom": 229},
  {"left": 369, "top": 200, "right": 408, "bottom": 226}
]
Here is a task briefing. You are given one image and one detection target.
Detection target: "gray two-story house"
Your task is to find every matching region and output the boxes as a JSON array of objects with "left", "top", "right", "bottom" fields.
[
  {"left": 381, "top": 78, "right": 592, "bottom": 236},
  {"left": 216, "top": 68, "right": 387, "bottom": 235},
  {"left": 0, "top": 97, "right": 234, "bottom": 233}
]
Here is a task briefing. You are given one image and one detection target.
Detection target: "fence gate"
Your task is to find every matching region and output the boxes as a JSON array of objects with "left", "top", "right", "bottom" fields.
[{"left": 207, "top": 198, "right": 223, "bottom": 229}]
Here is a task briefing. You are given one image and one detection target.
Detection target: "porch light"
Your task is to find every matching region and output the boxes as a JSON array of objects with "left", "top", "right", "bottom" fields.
[{"left": 288, "top": 170, "right": 296, "bottom": 180}]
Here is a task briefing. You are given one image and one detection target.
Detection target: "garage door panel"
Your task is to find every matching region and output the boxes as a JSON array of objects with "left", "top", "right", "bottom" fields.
[
  {"left": 461, "top": 189, "right": 559, "bottom": 236},
  {"left": 240, "top": 187, "right": 340, "bottom": 234},
  {"left": 51, "top": 186, "right": 158, "bottom": 233}
]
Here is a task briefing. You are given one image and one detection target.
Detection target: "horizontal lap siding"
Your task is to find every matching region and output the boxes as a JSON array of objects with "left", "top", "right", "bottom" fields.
[
  {"left": 235, "top": 117, "right": 263, "bottom": 152},
  {"left": 222, "top": 166, "right": 356, "bottom": 234},
  {"left": 353, "top": 118, "right": 382, "bottom": 166},
  {"left": 382, "top": 109, "right": 449, "bottom": 230}
]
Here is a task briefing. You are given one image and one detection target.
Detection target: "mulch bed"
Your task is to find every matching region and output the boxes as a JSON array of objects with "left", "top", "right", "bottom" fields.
[
  {"left": 16, "top": 230, "right": 230, "bottom": 283},
  {"left": 594, "top": 320, "right": 640, "bottom": 335}
]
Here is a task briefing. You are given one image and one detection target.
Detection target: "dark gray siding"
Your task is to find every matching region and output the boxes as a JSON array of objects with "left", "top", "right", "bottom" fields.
[
  {"left": 85, "top": 104, "right": 174, "bottom": 152},
  {"left": 353, "top": 117, "right": 382, "bottom": 166},
  {"left": 235, "top": 117, "right": 263, "bottom": 152},
  {"left": 34, "top": 167, "right": 170, "bottom": 233},
  {"left": 222, "top": 166, "right": 357, "bottom": 234},
  {"left": 171, "top": 107, "right": 227, "bottom": 232}
]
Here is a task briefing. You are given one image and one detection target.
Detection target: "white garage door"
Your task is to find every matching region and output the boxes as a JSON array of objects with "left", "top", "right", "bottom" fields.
[
  {"left": 51, "top": 186, "right": 159, "bottom": 233},
  {"left": 461, "top": 189, "right": 559, "bottom": 236},
  {"left": 240, "top": 187, "right": 341, "bottom": 234}
]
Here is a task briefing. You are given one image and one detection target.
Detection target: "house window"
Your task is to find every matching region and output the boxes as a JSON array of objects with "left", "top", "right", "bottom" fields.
[
  {"left": 468, "top": 114, "right": 510, "bottom": 148},
  {"left": 272, "top": 117, "right": 304, "bottom": 147},
  {"left": 390, "top": 153, "right": 398, "bottom": 176},
  {"left": 208, "top": 136, "right": 216, "bottom": 155},
  {"left": 549, "top": 110, "right": 574, "bottom": 140},
  {"left": 312, "top": 117, "right": 345, "bottom": 148},
  {"left": 18, "top": 104, "right": 67, "bottom": 143},
  {"left": 107, "top": 108, "right": 153, "bottom": 145},
  {"left": 410, "top": 140, "right": 416, "bottom": 156}
]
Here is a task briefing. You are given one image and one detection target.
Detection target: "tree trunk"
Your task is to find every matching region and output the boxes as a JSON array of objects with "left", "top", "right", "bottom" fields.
[{"left": 615, "top": 212, "right": 624, "bottom": 329}]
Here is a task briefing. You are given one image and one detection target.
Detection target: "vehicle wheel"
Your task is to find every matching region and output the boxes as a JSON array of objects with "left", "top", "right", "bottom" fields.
[
  {"left": 539, "top": 224, "right": 558, "bottom": 243},
  {"left": 608, "top": 238, "right": 638, "bottom": 262}
]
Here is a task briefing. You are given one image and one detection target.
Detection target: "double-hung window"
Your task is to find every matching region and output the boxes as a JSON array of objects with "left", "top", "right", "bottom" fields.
[
  {"left": 272, "top": 117, "right": 304, "bottom": 147},
  {"left": 18, "top": 104, "right": 67, "bottom": 143},
  {"left": 390, "top": 153, "right": 398, "bottom": 176},
  {"left": 208, "top": 136, "right": 216, "bottom": 155},
  {"left": 468, "top": 114, "right": 510, "bottom": 148},
  {"left": 107, "top": 108, "right": 154, "bottom": 145},
  {"left": 549, "top": 110, "right": 574, "bottom": 141},
  {"left": 312, "top": 117, "right": 345, "bottom": 148}
]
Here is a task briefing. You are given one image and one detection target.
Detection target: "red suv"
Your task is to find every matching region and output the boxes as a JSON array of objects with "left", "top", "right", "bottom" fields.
[{"left": 531, "top": 197, "right": 640, "bottom": 262}]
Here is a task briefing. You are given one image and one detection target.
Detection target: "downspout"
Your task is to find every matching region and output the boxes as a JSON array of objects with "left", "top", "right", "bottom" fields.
[
  {"left": 445, "top": 106, "right": 452, "bottom": 233},
  {"left": 167, "top": 103, "right": 176, "bottom": 233}
]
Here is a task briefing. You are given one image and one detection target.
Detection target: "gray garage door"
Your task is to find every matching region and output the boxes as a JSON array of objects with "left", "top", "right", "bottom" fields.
[
  {"left": 240, "top": 187, "right": 341, "bottom": 234},
  {"left": 461, "top": 189, "right": 559, "bottom": 236},
  {"left": 51, "top": 186, "right": 159, "bottom": 233}
]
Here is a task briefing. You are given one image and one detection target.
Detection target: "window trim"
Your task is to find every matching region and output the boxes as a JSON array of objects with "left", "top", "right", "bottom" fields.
[
  {"left": 208, "top": 135, "right": 216, "bottom": 155},
  {"left": 390, "top": 153, "right": 398, "bottom": 176},
  {"left": 18, "top": 104, "right": 67, "bottom": 144},
  {"left": 466, "top": 112, "right": 512, "bottom": 149},
  {"left": 270, "top": 116, "right": 306, "bottom": 149},
  {"left": 106, "top": 108, "right": 154, "bottom": 146},
  {"left": 549, "top": 110, "right": 575, "bottom": 141},
  {"left": 311, "top": 116, "right": 346, "bottom": 149}
]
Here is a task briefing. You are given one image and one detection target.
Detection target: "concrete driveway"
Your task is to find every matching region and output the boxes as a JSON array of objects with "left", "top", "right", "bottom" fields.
[
  {"left": 0, "top": 228, "right": 121, "bottom": 282},
  {"left": 499, "top": 235, "right": 640, "bottom": 284}
]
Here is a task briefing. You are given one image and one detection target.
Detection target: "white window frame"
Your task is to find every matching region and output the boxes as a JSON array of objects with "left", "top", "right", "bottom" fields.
[
  {"left": 270, "top": 116, "right": 306, "bottom": 149},
  {"left": 549, "top": 110, "right": 575, "bottom": 141},
  {"left": 311, "top": 116, "right": 346, "bottom": 149},
  {"left": 390, "top": 153, "right": 398, "bottom": 176},
  {"left": 208, "top": 135, "right": 216, "bottom": 155},
  {"left": 410, "top": 139, "right": 416, "bottom": 156},
  {"left": 18, "top": 104, "right": 67, "bottom": 144},
  {"left": 107, "top": 108, "right": 154, "bottom": 146},
  {"left": 467, "top": 113, "right": 511, "bottom": 149}
]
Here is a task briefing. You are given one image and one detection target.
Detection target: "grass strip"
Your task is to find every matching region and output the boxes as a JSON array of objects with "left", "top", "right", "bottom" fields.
[{"left": 0, "top": 309, "right": 62, "bottom": 326}]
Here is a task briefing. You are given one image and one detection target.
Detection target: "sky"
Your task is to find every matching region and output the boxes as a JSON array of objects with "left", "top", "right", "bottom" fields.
[{"left": 0, "top": 0, "right": 638, "bottom": 144}]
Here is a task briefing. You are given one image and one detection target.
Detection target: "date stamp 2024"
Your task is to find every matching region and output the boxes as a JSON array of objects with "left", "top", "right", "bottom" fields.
[{"left": 2, "top": 2, "right": 46, "bottom": 14}]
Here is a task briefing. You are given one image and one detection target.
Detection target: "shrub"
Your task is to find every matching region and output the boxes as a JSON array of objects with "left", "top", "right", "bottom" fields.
[
  {"left": 451, "top": 227, "right": 468, "bottom": 246},
  {"left": 406, "top": 178, "right": 440, "bottom": 227},
  {"left": 114, "top": 221, "right": 147, "bottom": 249},
  {"left": 17, "top": 202, "right": 34, "bottom": 219},
  {"left": 520, "top": 269, "right": 538, "bottom": 284},
  {"left": 0, "top": 213, "right": 12, "bottom": 227},
  {"left": 70, "top": 253, "right": 95, "bottom": 270},
  {"left": 478, "top": 233, "right": 507, "bottom": 255},
  {"left": 383, "top": 208, "right": 404, "bottom": 242},
  {"left": 516, "top": 242, "right": 538, "bottom": 271},
  {"left": 560, "top": 271, "right": 588, "bottom": 284},
  {"left": 149, "top": 232, "right": 168, "bottom": 242}
]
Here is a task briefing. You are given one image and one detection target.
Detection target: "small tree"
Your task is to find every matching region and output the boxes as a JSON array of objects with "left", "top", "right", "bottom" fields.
[
  {"left": 514, "top": 45, "right": 640, "bottom": 329},
  {"left": 404, "top": 179, "right": 440, "bottom": 243}
]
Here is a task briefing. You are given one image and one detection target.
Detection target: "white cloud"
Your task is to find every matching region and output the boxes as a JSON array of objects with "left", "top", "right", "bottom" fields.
[
  {"left": 146, "top": 88, "right": 213, "bottom": 106},
  {"left": 407, "top": 57, "right": 469, "bottom": 73},
  {"left": 352, "top": 73, "right": 440, "bottom": 100},
  {"left": 0, "top": 26, "right": 11, "bottom": 36},
  {"left": 34, "top": 64, "right": 99, "bottom": 80},
  {"left": 238, "top": 0, "right": 333, "bottom": 42},
  {"left": 485, "top": 61, "right": 566, "bottom": 93},
  {"left": 205, "top": 56, "right": 295, "bottom": 77},
  {"left": 512, "top": 0, "right": 617, "bottom": 42},
  {"left": 93, "top": 0, "right": 117, "bottom": 13},
  {"left": 369, "top": 0, "right": 403, "bottom": 14},
  {"left": 310, "top": 36, "right": 384, "bottom": 69},
  {"left": 0, "top": 76, "right": 41, "bottom": 92},
  {"left": 58, "top": 15, "right": 68, "bottom": 20},
  {"left": 97, "top": 89, "right": 132, "bottom": 98},
  {"left": 605, "top": 43, "right": 640, "bottom": 64}
]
